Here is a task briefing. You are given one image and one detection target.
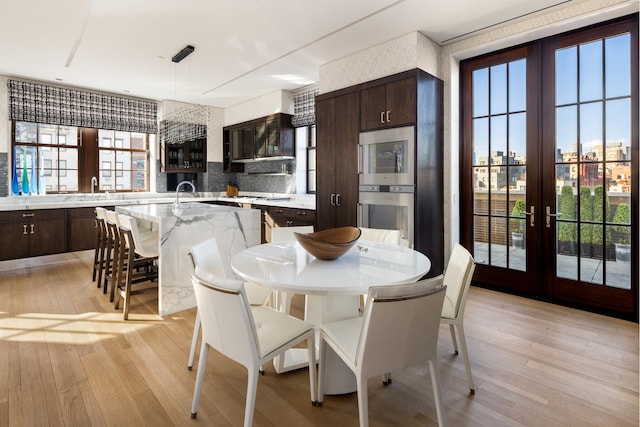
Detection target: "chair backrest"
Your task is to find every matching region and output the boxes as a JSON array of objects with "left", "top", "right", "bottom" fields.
[
  {"left": 188, "top": 237, "right": 227, "bottom": 278},
  {"left": 359, "top": 227, "right": 402, "bottom": 246},
  {"left": 189, "top": 238, "right": 270, "bottom": 306},
  {"left": 442, "top": 243, "right": 476, "bottom": 320},
  {"left": 271, "top": 225, "right": 314, "bottom": 242},
  {"left": 95, "top": 206, "right": 107, "bottom": 221},
  {"left": 357, "top": 276, "right": 445, "bottom": 377},
  {"left": 191, "top": 273, "right": 259, "bottom": 368}
]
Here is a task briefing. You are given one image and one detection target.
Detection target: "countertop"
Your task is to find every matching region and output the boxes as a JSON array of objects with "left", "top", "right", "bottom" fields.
[{"left": 0, "top": 192, "right": 315, "bottom": 211}]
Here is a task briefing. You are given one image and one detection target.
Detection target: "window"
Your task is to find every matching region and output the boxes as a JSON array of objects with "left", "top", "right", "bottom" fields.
[
  {"left": 12, "top": 121, "right": 150, "bottom": 194},
  {"left": 295, "top": 125, "right": 316, "bottom": 194}
]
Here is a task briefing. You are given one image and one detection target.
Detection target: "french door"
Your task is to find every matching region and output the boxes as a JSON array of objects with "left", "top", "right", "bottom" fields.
[{"left": 461, "top": 15, "right": 638, "bottom": 319}]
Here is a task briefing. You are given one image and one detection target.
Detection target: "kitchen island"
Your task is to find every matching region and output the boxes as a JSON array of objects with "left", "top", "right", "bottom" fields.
[{"left": 116, "top": 202, "right": 261, "bottom": 316}]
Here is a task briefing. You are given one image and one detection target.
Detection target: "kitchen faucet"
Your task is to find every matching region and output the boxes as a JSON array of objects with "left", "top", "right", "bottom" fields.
[
  {"left": 174, "top": 180, "right": 196, "bottom": 210},
  {"left": 91, "top": 176, "right": 98, "bottom": 195}
]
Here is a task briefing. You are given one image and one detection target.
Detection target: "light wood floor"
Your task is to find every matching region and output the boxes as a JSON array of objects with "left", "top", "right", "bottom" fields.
[{"left": 0, "top": 251, "right": 638, "bottom": 426}]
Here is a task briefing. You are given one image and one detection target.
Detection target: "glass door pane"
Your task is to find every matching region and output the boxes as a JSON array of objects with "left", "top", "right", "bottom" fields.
[
  {"left": 553, "top": 32, "right": 632, "bottom": 289},
  {"left": 472, "top": 58, "right": 528, "bottom": 272}
]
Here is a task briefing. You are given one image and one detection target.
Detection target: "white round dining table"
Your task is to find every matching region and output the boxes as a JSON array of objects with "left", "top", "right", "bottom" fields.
[
  {"left": 230, "top": 239, "right": 431, "bottom": 295},
  {"left": 231, "top": 239, "right": 431, "bottom": 395}
]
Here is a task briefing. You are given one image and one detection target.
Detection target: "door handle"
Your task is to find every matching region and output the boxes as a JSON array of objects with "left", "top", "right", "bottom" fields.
[
  {"left": 336, "top": 193, "right": 341, "bottom": 207},
  {"left": 23, "top": 224, "right": 28, "bottom": 235},
  {"left": 30, "top": 224, "right": 35, "bottom": 234},
  {"left": 330, "top": 193, "right": 336, "bottom": 206},
  {"left": 386, "top": 110, "right": 391, "bottom": 123},
  {"left": 545, "top": 206, "right": 561, "bottom": 228},
  {"left": 380, "top": 112, "right": 385, "bottom": 124},
  {"left": 524, "top": 206, "right": 534, "bottom": 227},
  {"left": 357, "top": 144, "right": 363, "bottom": 174}
]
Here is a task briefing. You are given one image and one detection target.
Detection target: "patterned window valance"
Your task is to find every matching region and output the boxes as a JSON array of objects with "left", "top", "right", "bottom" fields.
[
  {"left": 291, "top": 89, "right": 319, "bottom": 127},
  {"left": 8, "top": 80, "right": 158, "bottom": 134}
]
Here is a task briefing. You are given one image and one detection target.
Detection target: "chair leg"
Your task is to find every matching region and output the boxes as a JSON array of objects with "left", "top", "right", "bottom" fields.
[
  {"left": 306, "top": 335, "right": 317, "bottom": 404},
  {"left": 428, "top": 359, "right": 446, "bottom": 427},
  {"left": 188, "top": 311, "right": 201, "bottom": 370},
  {"left": 190, "top": 343, "right": 209, "bottom": 419},
  {"left": 356, "top": 374, "right": 369, "bottom": 427},
  {"left": 449, "top": 323, "right": 458, "bottom": 354},
  {"left": 244, "top": 366, "right": 260, "bottom": 427},
  {"left": 317, "top": 338, "right": 326, "bottom": 404},
  {"left": 456, "top": 323, "right": 475, "bottom": 394}
]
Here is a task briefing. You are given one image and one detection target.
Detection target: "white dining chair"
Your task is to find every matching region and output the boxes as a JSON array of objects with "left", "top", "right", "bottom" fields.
[
  {"left": 317, "top": 276, "right": 447, "bottom": 427},
  {"left": 189, "top": 271, "right": 317, "bottom": 427},
  {"left": 358, "top": 226, "right": 402, "bottom": 246},
  {"left": 270, "top": 225, "right": 314, "bottom": 314},
  {"left": 186, "top": 237, "right": 272, "bottom": 370},
  {"left": 441, "top": 243, "right": 476, "bottom": 394}
]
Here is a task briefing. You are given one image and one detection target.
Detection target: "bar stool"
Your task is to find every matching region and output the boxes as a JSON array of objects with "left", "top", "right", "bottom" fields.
[
  {"left": 102, "top": 209, "right": 123, "bottom": 301},
  {"left": 115, "top": 214, "right": 159, "bottom": 320},
  {"left": 93, "top": 207, "right": 109, "bottom": 287}
]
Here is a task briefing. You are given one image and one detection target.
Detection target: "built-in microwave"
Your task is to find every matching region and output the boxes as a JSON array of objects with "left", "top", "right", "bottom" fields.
[{"left": 359, "top": 125, "right": 415, "bottom": 186}]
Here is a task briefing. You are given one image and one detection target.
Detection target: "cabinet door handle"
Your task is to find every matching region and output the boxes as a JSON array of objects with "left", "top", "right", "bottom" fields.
[
  {"left": 30, "top": 224, "right": 35, "bottom": 234},
  {"left": 336, "top": 193, "right": 341, "bottom": 207},
  {"left": 357, "top": 144, "right": 363, "bottom": 174},
  {"left": 22, "top": 213, "right": 35, "bottom": 218},
  {"left": 330, "top": 193, "right": 336, "bottom": 206},
  {"left": 298, "top": 211, "right": 306, "bottom": 216},
  {"left": 380, "top": 111, "right": 385, "bottom": 124},
  {"left": 275, "top": 208, "right": 283, "bottom": 214},
  {"left": 23, "top": 224, "right": 28, "bottom": 235},
  {"left": 386, "top": 110, "right": 391, "bottom": 123}
]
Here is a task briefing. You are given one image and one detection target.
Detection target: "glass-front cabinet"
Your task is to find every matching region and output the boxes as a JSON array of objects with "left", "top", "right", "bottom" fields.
[
  {"left": 223, "top": 113, "right": 294, "bottom": 172},
  {"left": 163, "top": 138, "right": 206, "bottom": 172}
]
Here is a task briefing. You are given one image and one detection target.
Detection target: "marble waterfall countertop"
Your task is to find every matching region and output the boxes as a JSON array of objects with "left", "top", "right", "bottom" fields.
[
  {"left": 117, "top": 202, "right": 261, "bottom": 316},
  {"left": 0, "top": 192, "right": 315, "bottom": 211}
]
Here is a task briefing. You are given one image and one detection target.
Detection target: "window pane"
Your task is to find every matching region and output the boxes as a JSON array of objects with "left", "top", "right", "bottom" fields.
[
  {"left": 605, "top": 98, "right": 631, "bottom": 153},
  {"left": 473, "top": 167, "right": 488, "bottom": 213},
  {"left": 508, "top": 59, "right": 526, "bottom": 112},
  {"left": 116, "top": 131, "right": 130, "bottom": 149},
  {"left": 473, "top": 216, "right": 489, "bottom": 265},
  {"left": 579, "top": 40, "right": 603, "bottom": 102},
  {"left": 579, "top": 102, "right": 602, "bottom": 157},
  {"left": 490, "top": 64, "right": 507, "bottom": 115},
  {"left": 472, "top": 117, "right": 488, "bottom": 164},
  {"left": 556, "top": 105, "right": 577, "bottom": 160},
  {"left": 508, "top": 112, "right": 526, "bottom": 161},
  {"left": 131, "top": 133, "right": 146, "bottom": 150},
  {"left": 490, "top": 115, "right": 507, "bottom": 155},
  {"left": 472, "top": 68, "right": 488, "bottom": 117},
  {"left": 605, "top": 34, "right": 630, "bottom": 98},
  {"left": 490, "top": 217, "right": 507, "bottom": 267},
  {"left": 15, "top": 122, "right": 37, "bottom": 143},
  {"left": 556, "top": 46, "right": 577, "bottom": 105},
  {"left": 59, "top": 126, "right": 78, "bottom": 146}
]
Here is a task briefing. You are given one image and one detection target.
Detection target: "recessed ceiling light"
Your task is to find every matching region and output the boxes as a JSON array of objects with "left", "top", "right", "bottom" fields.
[{"left": 55, "top": 78, "right": 63, "bottom": 81}]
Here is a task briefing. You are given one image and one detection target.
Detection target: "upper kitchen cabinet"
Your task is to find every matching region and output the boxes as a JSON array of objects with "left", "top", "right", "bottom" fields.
[
  {"left": 163, "top": 137, "right": 207, "bottom": 172},
  {"left": 359, "top": 75, "right": 417, "bottom": 131},
  {"left": 223, "top": 113, "right": 294, "bottom": 172},
  {"left": 315, "top": 88, "right": 359, "bottom": 231}
]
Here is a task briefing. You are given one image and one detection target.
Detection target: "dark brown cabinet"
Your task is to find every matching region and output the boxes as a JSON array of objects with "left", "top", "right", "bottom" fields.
[
  {"left": 67, "top": 207, "right": 100, "bottom": 252},
  {"left": 315, "top": 88, "right": 359, "bottom": 231},
  {"left": 360, "top": 77, "right": 416, "bottom": 131},
  {"left": 223, "top": 113, "right": 294, "bottom": 173},
  {"left": 316, "top": 69, "right": 444, "bottom": 277},
  {"left": 163, "top": 138, "right": 207, "bottom": 172},
  {"left": 0, "top": 209, "right": 66, "bottom": 260},
  {"left": 263, "top": 206, "right": 316, "bottom": 243}
]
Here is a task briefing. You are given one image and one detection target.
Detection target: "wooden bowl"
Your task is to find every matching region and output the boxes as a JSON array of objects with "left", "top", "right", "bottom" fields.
[{"left": 294, "top": 227, "right": 361, "bottom": 260}]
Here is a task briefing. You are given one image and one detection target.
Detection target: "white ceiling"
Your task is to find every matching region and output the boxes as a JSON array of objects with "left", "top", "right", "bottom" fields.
[{"left": 0, "top": 0, "right": 586, "bottom": 108}]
